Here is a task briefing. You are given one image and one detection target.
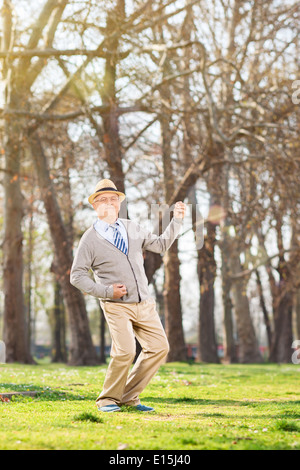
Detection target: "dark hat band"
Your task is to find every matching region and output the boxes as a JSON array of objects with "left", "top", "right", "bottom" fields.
[{"left": 96, "top": 187, "right": 119, "bottom": 193}]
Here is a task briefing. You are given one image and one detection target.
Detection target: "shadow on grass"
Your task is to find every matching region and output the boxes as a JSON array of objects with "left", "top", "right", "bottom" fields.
[
  {"left": 142, "top": 396, "right": 242, "bottom": 406},
  {"left": 140, "top": 397, "right": 300, "bottom": 426},
  {"left": 0, "top": 382, "right": 95, "bottom": 402},
  {"left": 142, "top": 396, "right": 300, "bottom": 412},
  {"left": 2, "top": 384, "right": 300, "bottom": 419}
]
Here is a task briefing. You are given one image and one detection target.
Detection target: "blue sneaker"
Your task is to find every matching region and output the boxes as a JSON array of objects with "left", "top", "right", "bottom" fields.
[
  {"left": 134, "top": 404, "right": 154, "bottom": 412},
  {"left": 98, "top": 404, "right": 121, "bottom": 412}
]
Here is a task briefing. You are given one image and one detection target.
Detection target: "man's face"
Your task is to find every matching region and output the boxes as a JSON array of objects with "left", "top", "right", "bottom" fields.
[{"left": 92, "top": 192, "right": 121, "bottom": 220}]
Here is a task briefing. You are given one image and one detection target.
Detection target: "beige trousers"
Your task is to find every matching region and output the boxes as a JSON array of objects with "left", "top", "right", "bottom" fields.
[{"left": 96, "top": 299, "right": 169, "bottom": 407}]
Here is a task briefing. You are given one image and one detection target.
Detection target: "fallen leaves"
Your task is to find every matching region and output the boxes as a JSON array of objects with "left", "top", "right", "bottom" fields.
[{"left": 0, "top": 395, "right": 10, "bottom": 403}]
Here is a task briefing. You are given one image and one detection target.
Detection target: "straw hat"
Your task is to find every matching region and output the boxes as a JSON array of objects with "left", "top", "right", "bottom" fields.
[{"left": 88, "top": 179, "right": 126, "bottom": 204}]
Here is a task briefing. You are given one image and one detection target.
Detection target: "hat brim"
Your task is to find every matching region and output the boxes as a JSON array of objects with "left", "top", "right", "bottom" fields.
[{"left": 88, "top": 189, "right": 126, "bottom": 205}]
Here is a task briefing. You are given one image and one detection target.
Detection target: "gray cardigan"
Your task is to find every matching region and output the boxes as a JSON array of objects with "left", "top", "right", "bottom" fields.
[{"left": 70, "top": 217, "right": 183, "bottom": 303}]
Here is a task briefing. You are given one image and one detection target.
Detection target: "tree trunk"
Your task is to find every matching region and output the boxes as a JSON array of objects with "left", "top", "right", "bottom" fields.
[
  {"left": 159, "top": 63, "right": 186, "bottom": 362},
  {"left": 163, "top": 242, "right": 187, "bottom": 361},
  {"left": 197, "top": 220, "right": 220, "bottom": 363},
  {"left": 230, "top": 246, "right": 262, "bottom": 363},
  {"left": 268, "top": 217, "right": 295, "bottom": 363},
  {"left": 3, "top": 115, "right": 34, "bottom": 364},
  {"left": 255, "top": 269, "right": 273, "bottom": 352},
  {"left": 24, "top": 202, "right": 35, "bottom": 357},
  {"left": 1, "top": 0, "right": 67, "bottom": 364},
  {"left": 221, "top": 240, "right": 237, "bottom": 363},
  {"left": 100, "top": 1, "right": 126, "bottom": 195},
  {"left": 218, "top": 160, "right": 238, "bottom": 364},
  {"left": 29, "top": 133, "right": 98, "bottom": 365},
  {"left": 269, "top": 264, "right": 294, "bottom": 363},
  {"left": 1, "top": 0, "right": 33, "bottom": 362},
  {"left": 51, "top": 281, "right": 67, "bottom": 363},
  {"left": 188, "top": 186, "right": 220, "bottom": 363},
  {"left": 270, "top": 291, "right": 293, "bottom": 363}
]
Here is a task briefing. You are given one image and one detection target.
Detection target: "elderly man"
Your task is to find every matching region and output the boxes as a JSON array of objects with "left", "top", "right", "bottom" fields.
[{"left": 70, "top": 179, "right": 186, "bottom": 412}]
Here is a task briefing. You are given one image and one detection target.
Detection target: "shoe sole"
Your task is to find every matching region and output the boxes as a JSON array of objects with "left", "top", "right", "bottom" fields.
[{"left": 98, "top": 406, "right": 121, "bottom": 412}]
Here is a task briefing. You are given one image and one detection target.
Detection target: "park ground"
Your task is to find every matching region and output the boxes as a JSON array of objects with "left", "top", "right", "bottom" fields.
[{"left": 0, "top": 361, "right": 299, "bottom": 450}]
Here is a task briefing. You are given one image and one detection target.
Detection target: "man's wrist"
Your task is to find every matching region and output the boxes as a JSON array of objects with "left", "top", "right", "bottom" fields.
[{"left": 105, "top": 285, "right": 114, "bottom": 298}]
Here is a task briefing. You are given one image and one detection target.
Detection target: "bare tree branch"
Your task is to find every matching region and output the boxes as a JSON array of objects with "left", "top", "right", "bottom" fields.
[{"left": 0, "top": 47, "right": 108, "bottom": 59}]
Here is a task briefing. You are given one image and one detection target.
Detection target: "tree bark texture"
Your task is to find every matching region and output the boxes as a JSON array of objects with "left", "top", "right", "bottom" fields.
[
  {"left": 100, "top": 2, "right": 126, "bottom": 193},
  {"left": 163, "top": 242, "right": 187, "bottom": 361},
  {"left": 29, "top": 133, "right": 98, "bottom": 365},
  {"left": 269, "top": 264, "right": 294, "bottom": 363},
  {"left": 51, "top": 281, "right": 67, "bottom": 363},
  {"left": 270, "top": 292, "right": 293, "bottom": 363},
  {"left": 221, "top": 246, "right": 238, "bottom": 363},
  {"left": 197, "top": 221, "right": 220, "bottom": 363},
  {"left": 159, "top": 70, "right": 187, "bottom": 361},
  {"left": 2, "top": 0, "right": 68, "bottom": 363},
  {"left": 3, "top": 116, "right": 33, "bottom": 363},
  {"left": 230, "top": 247, "right": 262, "bottom": 363}
]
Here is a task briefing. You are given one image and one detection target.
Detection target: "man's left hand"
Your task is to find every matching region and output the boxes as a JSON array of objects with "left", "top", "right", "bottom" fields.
[{"left": 174, "top": 201, "right": 186, "bottom": 219}]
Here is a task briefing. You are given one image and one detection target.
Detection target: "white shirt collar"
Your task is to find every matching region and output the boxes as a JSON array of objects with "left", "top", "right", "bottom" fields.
[{"left": 96, "top": 218, "right": 120, "bottom": 232}]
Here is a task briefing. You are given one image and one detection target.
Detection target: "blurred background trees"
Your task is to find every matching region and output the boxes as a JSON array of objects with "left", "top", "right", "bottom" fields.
[{"left": 0, "top": 0, "right": 299, "bottom": 365}]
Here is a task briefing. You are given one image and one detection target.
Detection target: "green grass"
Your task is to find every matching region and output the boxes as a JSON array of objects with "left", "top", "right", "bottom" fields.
[{"left": 0, "top": 361, "right": 300, "bottom": 450}]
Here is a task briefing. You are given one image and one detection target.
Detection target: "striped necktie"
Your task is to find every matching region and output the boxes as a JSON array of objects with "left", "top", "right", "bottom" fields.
[{"left": 112, "top": 223, "right": 128, "bottom": 255}]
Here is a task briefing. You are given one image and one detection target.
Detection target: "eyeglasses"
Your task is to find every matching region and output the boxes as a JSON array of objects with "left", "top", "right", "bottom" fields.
[{"left": 93, "top": 196, "right": 120, "bottom": 204}]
